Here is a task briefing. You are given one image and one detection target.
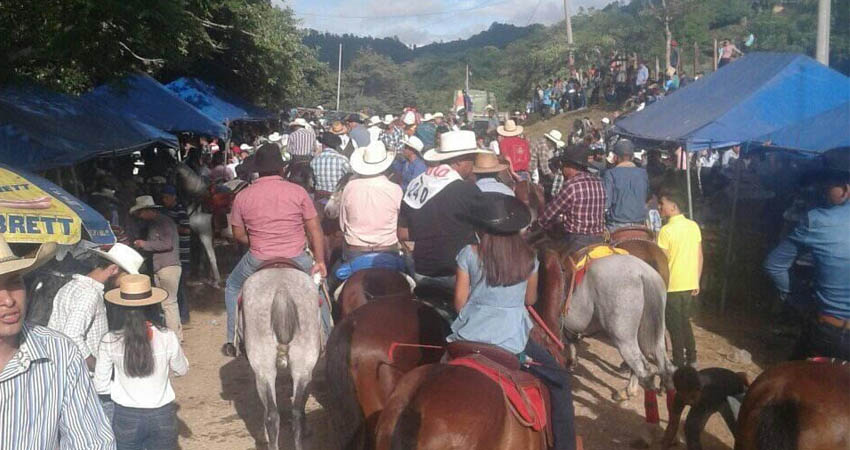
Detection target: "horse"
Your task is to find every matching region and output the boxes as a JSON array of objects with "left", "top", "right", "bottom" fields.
[
  {"left": 334, "top": 268, "right": 413, "bottom": 319},
  {"left": 241, "top": 266, "right": 323, "bottom": 450},
  {"left": 536, "top": 248, "right": 674, "bottom": 400},
  {"left": 325, "top": 298, "right": 449, "bottom": 449},
  {"left": 514, "top": 179, "right": 546, "bottom": 223},
  {"left": 609, "top": 226, "right": 670, "bottom": 287},
  {"left": 735, "top": 359, "right": 850, "bottom": 450}
]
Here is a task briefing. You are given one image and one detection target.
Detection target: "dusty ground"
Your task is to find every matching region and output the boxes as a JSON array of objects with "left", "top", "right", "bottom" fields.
[{"left": 171, "top": 278, "right": 787, "bottom": 450}]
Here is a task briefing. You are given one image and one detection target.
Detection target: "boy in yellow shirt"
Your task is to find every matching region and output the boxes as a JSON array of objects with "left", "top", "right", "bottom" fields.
[{"left": 657, "top": 189, "right": 703, "bottom": 367}]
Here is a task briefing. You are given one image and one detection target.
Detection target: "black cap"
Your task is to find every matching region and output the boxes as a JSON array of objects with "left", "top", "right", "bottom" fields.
[
  {"left": 254, "top": 143, "right": 285, "bottom": 172},
  {"left": 346, "top": 114, "right": 362, "bottom": 124}
]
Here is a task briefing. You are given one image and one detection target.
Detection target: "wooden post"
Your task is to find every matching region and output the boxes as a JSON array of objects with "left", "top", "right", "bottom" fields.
[
  {"left": 720, "top": 142, "right": 747, "bottom": 313},
  {"left": 713, "top": 39, "right": 719, "bottom": 71},
  {"left": 693, "top": 42, "right": 698, "bottom": 77}
]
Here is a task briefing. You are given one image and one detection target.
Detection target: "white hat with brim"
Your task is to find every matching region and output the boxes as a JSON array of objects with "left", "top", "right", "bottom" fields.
[
  {"left": 268, "top": 132, "right": 282, "bottom": 142},
  {"left": 544, "top": 130, "right": 566, "bottom": 148},
  {"left": 368, "top": 116, "right": 382, "bottom": 126},
  {"left": 129, "top": 195, "right": 162, "bottom": 215},
  {"left": 290, "top": 118, "right": 309, "bottom": 128},
  {"left": 403, "top": 136, "right": 425, "bottom": 153},
  {"left": 350, "top": 141, "right": 395, "bottom": 176},
  {"left": 240, "top": 144, "right": 254, "bottom": 152},
  {"left": 402, "top": 111, "right": 416, "bottom": 126},
  {"left": 382, "top": 115, "right": 395, "bottom": 125},
  {"left": 88, "top": 243, "right": 143, "bottom": 275},
  {"left": 0, "top": 235, "right": 57, "bottom": 277},
  {"left": 104, "top": 274, "right": 168, "bottom": 307},
  {"left": 422, "top": 113, "right": 434, "bottom": 122},
  {"left": 423, "top": 130, "right": 489, "bottom": 162},
  {"left": 432, "top": 112, "right": 444, "bottom": 119},
  {"left": 497, "top": 120, "right": 524, "bottom": 137}
]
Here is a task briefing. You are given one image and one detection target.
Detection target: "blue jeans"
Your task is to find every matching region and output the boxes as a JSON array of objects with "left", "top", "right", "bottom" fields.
[
  {"left": 177, "top": 265, "right": 189, "bottom": 322},
  {"left": 99, "top": 395, "right": 114, "bottom": 425},
  {"left": 224, "top": 251, "right": 313, "bottom": 343},
  {"left": 606, "top": 221, "right": 645, "bottom": 233},
  {"left": 793, "top": 320, "right": 850, "bottom": 361},
  {"left": 523, "top": 339, "right": 576, "bottom": 450},
  {"left": 113, "top": 403, "right": 177, "bottom": 450}
]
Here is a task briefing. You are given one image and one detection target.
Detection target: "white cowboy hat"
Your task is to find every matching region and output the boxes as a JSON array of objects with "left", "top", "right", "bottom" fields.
[
  {"left": 367, "top": 115, "right": 382, "bottom": 126},
  {"left": 350, "top": 141, "right": 395, "bottom": 176},
  {"left": 497, "top": 120, "right": 524, "bottom": 137},
  {"left": 289, "top": 118, "right": 309, "bottom": 128},
  {"left": 0, "top": 235, "right": 56, "bottom": 277},
  {"left": 423, "top": 130, "right": 489, "bottom": 162},
  {"left": 634, "top": 150, "right": 647, "bottom": 161},
  {"left": 382, "top": 114, "right": 395, "bottom": 125},
  {"left": 422, "top": 113, "right": 434, "bottom": 122},
  {"left": 601, "top": 117, "right": 611, "bottom": 125},
  {"left": 432, "top": 112, "right": 444, "bottom": 119},
  {"left": 403, "top": 136, "right": 424, "bottom": 153},
  {"left": 544, "top": 129, "right": 566, "bottom": 148},
  {"left": 485, "top": 104, "right": 495, "bottom": 111},
  {"left": 316, "top": 105, "right": 324, "bottom": 111},
  {"left": 210, "top": 143, "right": 220, "bottom": 152},
  {"left": 239, "top": 143, "right": 254, "bottom": 152},
  {"left": 268, "top": 132, "right": 282, "bottom": 142},
  {"left": 606, "top": 151, "right": 617, "bottom": 165},
  {"left": 128, "top": 195, "right": 162, "bottom": 215},
  {"left": 88, "top": 243, "right": 143, "bottom": 275},
  {"left": 104, "top": 274, "right": 168, "bottom": 307},
  {"left": 402, "top": 111, "right": 416, "bottom": 126}
]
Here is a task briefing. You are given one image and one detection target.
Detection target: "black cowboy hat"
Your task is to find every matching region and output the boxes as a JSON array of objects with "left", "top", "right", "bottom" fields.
[
  {"left": 254, "top": 143, "right": 286, "bottom": 171},
  {"left": 550, "top": 143, "right": 592, "bottom": 172},
  {"left": 467, "top": 192, "right": 532, "bottom": 234}
]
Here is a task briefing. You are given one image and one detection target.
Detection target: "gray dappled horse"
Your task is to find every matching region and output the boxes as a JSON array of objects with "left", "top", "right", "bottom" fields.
[
  {"left": 173, "top": 163, "right": 225, "bottom": 284},
  {"left": 241, "top": 268, "right": 322, "bottom": 450}
]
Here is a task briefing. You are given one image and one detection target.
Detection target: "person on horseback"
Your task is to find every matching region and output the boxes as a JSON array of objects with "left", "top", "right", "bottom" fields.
[
  {"left": 222, "top": 143, "right": 327, "bottom": 357},
  {"left": 603, "top": 139, "right": 649, "bottom": 232},
  {"left": 536, "top": 144, "right": 606, "bottom": 255},
  {"left": 472, "top": 152, "right": 515, "bottom": 196},
  {"left": 311, "top": 132, "right": 351, "bottom": 202},
  {"left": 399, "top": 130, "right": 488, "bottom": 294},
  {"left": 449, "top": 192, "right": 577, "bottom": 450}
]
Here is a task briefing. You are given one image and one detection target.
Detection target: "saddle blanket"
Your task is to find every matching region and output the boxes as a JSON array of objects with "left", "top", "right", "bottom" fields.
[
  {"left": 572, "top": 245, "right": 629, "bottom": 287},
  {"left": 449, "top": 354, "right": 548, "bottom": 432}
]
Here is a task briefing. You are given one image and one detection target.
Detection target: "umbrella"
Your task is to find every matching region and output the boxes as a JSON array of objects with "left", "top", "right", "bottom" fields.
[{"left": 0, "top": 164, "right": 115, "bottom": 245}]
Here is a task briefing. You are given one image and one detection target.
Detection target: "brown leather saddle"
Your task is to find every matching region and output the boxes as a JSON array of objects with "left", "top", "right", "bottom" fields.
[
  {"left": 609, "top": 225, "right": 655, "bottom": 244},
  {"left": 446, "top": 341, "right": 521, "bottom": 371},
  {"left": 257, "top": 257, "right": 304, "bottom": 272}
]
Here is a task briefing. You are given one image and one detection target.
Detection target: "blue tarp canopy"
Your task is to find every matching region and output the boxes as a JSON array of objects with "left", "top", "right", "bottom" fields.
[
  {"left": 614, "top": 53, "right": 850, "bottom": 152},
  {"left": 0, "top": 87, "right": 177, "bottom": 171},
  {"left": 754, "top": 102, "right": 850, "bottom": 153},
  {"left": 86, "top": 74, "right": 228, "bottom": 139},
  {"left": 165, "top": 77, "right": 273, "bottom": 124}
]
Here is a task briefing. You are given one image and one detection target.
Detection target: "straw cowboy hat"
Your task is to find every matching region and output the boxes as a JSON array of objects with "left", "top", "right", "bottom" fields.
[
  {"left": 422, "top": 113, "right": 434, "bottom": 122},
  {"left": 382, "top": 114, "right": 395, "bottom": 125},
  {"left": 472, "top": 152, "right": 509, "bottom": 174},
  {"left": 544, "top": 129, "right": 566, "bottom": 148},
  {"left": 403, "top": 136, "right": 424, "bottom": 153},
  {"left": 128, "top": 195, "right": 162, "bottom": 215},
  {"left": 88, "top": 243, "right": 144, "bottom": 275},
  {"left": 329, "top": 121, "right": 347, "bottom": 135},
  {"left": 485, "top": 104, "right": 495, "bottom": 111},
  {"left": 497, "top": 120, "right": 524, "bottom": 137},
  {"left": 423, "top": 130, "right": 489, "bottom": 162},
  {"left": 290, "top": 118, "right": 309, "bottom": 128},
  {"left": 350, "top": 141, "right": 395, "bottom": 176},
  {"left": 104, "top": 274, "right": 168, "bottom": 307},
  {"left": 367, "top": 115, "right": 382, "bottom": 127},
  {"left": 0, "top": 235, "right": 56, "bottom": 277},
  {"left": 432, "top": 112, "right": 444, "bottom": 119},
  {"left": 267, "top": 132, "right": 283, "bottom": 142}
]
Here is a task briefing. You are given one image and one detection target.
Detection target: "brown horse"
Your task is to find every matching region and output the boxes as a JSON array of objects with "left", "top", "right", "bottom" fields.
[
  {"left": 374, "top": 363, "right": 549, "bottom": 450},
  {"left": 514, "top": 180, "right": 546, "bottom": 222},
  {"left": 609, "top": 227, "right": 670, "bottom": 286},
  {"left": 735, "top": 359, "right": 850, "bottom": 450},
  {"left": 334, "top": 268, "right": 413, "bottom": 319},
  {"left": 325, "top": 298, "right": 449, "bottom": 450}
]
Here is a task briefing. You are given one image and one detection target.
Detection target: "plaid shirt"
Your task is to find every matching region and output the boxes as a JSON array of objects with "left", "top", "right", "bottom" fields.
[
  {"left": 539, "top": 171, "right": 605, "bottom": 235},
  {"left": 47, "top": 275, "right": 108, "bottom": 360},
  {"left": 288, "top": 127, "right": 317, "bottom": 157},
  {"left": 379, "top": 126, "right": 405, "bottom": 153},
  {"left": 529, "top": 136, "right": 554, "bottom": 178},
  {"left": 310, "top": 148, "right": 351, "bottom": 192}
]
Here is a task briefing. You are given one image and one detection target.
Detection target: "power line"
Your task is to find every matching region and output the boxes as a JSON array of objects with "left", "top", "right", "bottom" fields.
[
  {"left": 294, "top": 0, "right": 513, "bottom": 20},
  {"left": 526, "top": 0, "right": 544, "bottom": 25}
]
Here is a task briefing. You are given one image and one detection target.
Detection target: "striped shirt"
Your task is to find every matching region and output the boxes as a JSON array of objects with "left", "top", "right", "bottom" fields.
[
  {"left": 310, "top": 148, "right": 351, "bottom": 193},
  {"left": 288, "top": 128, "right": 317, "bottom": 157},
  {"left": 164, "top": 203, "right": 191, "bottom": 266},
  {"left": 47, "top": 275, "right": 108, "bottom": 360},
  {"left": 0, "top": 323, "right": 115, "bottom": 449}
]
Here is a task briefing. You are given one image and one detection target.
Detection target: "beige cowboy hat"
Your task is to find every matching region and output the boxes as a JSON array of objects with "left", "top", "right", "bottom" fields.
[
  {"left": 432, "top": 112, "right": 444, "bottom": 119},
  {"left": 485, "top": 104, "right": 495, "bottom": 111},
  {"left": 544, "top": 129, "right": 566, "bottom": 148},
  {"left": 350, "top": 141, "right": 395, "bottom": 176},
  {"left": 0, "top": 235, "right": 56, "bottom": 277},
  {"left": 104, "top": 274, "right": 168, "bottom": 307},
  {"left": 403, "top": 136, "right": 424, "bottom": 153},
  {"left": 88, "top": 243, "right": 143, "bottom": 275},
  {"left": 422, "top": 113, "right": 434, "bottom": 122},
  {"left": 129, "top": 195, "right": 162, "bottom": 215},
  {"left": 329, "top": 121, "right": 347, "bottom": 135},
  {"left": 289, "top": 118, "right": 309, "bottom": 128},
  {"left": 423, "top": 130, "right": 489, "bottom": 162},
  {"left": 497, "top": 120, "right": 524, "bottom": 137},
  {"left": 367, "top": 115, "right": 382, "bottom": 127},
  {"left": 472, "top": 152, "right": 509, "bottom": 174}
]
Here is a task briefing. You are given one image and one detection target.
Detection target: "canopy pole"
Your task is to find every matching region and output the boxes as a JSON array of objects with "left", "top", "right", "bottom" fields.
[
  {"left": 685, "top": 149, "right": 694, "bottom": 219},
  {"left": 720, "top": 142, "right": 746, "bottom": 313},
  {"left": 336, "top": 43, "right": 342, "bottom": 111}
]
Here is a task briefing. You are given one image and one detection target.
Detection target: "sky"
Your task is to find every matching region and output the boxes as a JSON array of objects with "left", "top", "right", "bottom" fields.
[{"left": 276, "top": 0, "right": 614, "bottom": 47}]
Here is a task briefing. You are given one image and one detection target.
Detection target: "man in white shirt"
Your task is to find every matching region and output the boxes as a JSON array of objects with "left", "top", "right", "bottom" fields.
[
  {"left": 721, "top": 145, "right": 741, "bottom": 168},
  {"left": 48, "top": 244, "right": 142, "bottom": 371}
]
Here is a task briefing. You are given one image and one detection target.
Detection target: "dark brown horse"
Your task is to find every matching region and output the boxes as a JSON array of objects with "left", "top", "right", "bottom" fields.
[
  {"left": 514, "top": 180, "right": 546, "bottom": 222},
  {"left": 325, "top": 298, "right": 449, "bottom": 450},
  {"left": 334, "top": 268, "right": 413, "bottom": 319},
  {"left": 735, "top": 359, "right": 850, "bottom": 450}
]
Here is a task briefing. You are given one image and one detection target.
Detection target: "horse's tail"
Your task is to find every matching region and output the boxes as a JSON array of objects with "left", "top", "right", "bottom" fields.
[
  {"left": 638, "top": 265, "right": 674, "bottom": 385},
  {"left": 325, "top": 316, "right": 366, "bottom": 450},
  {"left": 756, "top": 401, "right": 799, "bottom": 450}
]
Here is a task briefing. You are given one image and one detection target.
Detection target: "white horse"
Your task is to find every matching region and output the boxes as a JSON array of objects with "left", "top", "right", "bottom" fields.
[{"left": 241, "top": 267, "right": 322, "bottom": 450}]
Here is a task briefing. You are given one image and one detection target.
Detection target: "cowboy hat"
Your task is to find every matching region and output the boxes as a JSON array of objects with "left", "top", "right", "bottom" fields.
[
  {"left": 484, "top": 104, "right": 495, "bottom": 111},
  {"left": 329, "top": 121, "right": 347, "bottom": 135},
  {"left": 497, "top": 120, "right": 523, "bottom": 137},
  {"left": 553, "top": 144, "right": 592, "bottom": 171},
  {"left": 239, "top": 143, "right": 254, "bottom": 152},
  {"left": 290, "top": 118, "right": 309, "bottom": 128},
  {"left": 367, "top": 115, "right": 382, "bottom": 126},
  {"left": 423, "top": 130, "right": 489, "bottom": 162},
  {"left": 382, "top": 114, "right": 395, "bottom": 125},
  {"left": 472, "top": 152, "right": 509, "bottom": 174},
  {"left": 544, "top": 129, "right": 566, "bottom": 148},
  {"left": 403, "top": 136, "right": 424, "bottom": 153},
  {"left": 422, "top": 113, "right": 434, "bottom": 122},
  {"left": 104, "top": 274, "right": 168, "bottom": 307},
  {"left": 267, "top": 132, "right": 283, "bottom": 142},
  {"left": 129, "top": 195, "right": 162, "bottom": 215},
  {"left": 432, "top": 112, "right": 444, "bottom": 119},
  {"left": 350, "top": 141, "right": 395, "bottom": 176},
  {"left": 402, "top": 111, "right": 416, "bottom": 126},
  {"left": 467, "top": 192, "right": 531, "bottom": 234},
  {"left": 601, "top": 117, "right": 611, "bottom": 125},
  {"left": 88, "top": 243, "right": 143, "bottom": 275},
  {"left": 0, "top": 235, "right": 56, "bottom": 277}
]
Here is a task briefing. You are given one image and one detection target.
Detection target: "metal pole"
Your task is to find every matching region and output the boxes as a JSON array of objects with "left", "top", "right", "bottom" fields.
[
  {"left": 564, "top": 0, "right": 574, "bottom": 67},
  {"left": 816, "top": 0, "right": 831, "bottom": 65},
  {"left": 713, "top": 39, "right": 718, "bottom": 71},
  {"left": 720, "top": 142, "right": 746, "bottom": 313},
  {"left": 693, "top": 41, "right": 698, "bottom": 77},
  {"left": 685, "top": 149, "right": 693, "bottom": 219},
  {"left": 336, "top": 43, "right": 342, "bottom": 111}
]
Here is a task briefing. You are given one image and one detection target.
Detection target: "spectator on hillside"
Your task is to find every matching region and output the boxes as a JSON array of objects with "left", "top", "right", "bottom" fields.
[{"left": 636, "top": 61, "right": 649, "bottom": 93}]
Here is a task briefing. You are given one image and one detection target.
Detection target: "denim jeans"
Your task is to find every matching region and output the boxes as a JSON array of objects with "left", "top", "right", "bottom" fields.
[
  {"left": 606, "top": 221, "right": 645, "bottom": 233},
  {"left": 224, "top": 251, "right": 313, "bottom": 343},
  {"left": 564, "top": 233, "right": 604, "bottom": 255},
  {"left": 523, "top": 339, "right": 576, "bottom": 450},
  {"left": 793, "top": 320, "right": 850, "bottom": 361},
  {"left": 99, "top": 395, "right": 114, "bottom": 425},
  {"left": 113, "top": 403, "right": 177, "bottom": 450},
  {"left": 176, "top": 265, "right": 189, "bottom": 322}
]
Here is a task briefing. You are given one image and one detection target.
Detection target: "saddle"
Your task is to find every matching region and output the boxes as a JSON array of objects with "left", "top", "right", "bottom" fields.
[
  {"left": 561, "top": 244, "right": 628, "bottom": 315},
  {"left": 333, "top": 252, "right": 407, "bottom": 281},
  {"left": 258, "top": 257, "right": 304, "bottom": 272},
  {"left": 609, "top": 226, "right": 655, "bottom": 244},
  {"left": 447, "top": 347, "right": 552, "bottom": 441}
]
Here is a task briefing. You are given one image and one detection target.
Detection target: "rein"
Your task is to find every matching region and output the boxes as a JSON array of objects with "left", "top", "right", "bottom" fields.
[{"left": 527, "top": 306, "right": 565, "bottom": 351}]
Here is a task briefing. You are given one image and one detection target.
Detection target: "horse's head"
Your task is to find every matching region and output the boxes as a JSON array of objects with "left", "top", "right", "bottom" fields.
[{"left": 173, "top": 162, "right": 209, "bottom": 198}]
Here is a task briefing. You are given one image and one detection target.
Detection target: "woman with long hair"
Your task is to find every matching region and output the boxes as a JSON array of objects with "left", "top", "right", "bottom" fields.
[
  {"left": 94, "top": 274, "right": 188, "bottom": 450},
  {"left": 448, "top": 192, "right": 577, "bottom": 450}
]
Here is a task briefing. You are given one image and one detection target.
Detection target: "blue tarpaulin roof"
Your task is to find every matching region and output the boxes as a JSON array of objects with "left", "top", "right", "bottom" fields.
[
  {"left": 0, "top": 87, "right": 177, "bottom": 171},
  {"left": 86, "top": 74, "right": 228, "bottom": 139},
  {"left": 754, "top": 102, "right": 850, "bottom": 153},
  {"left": 614, "top": 53, "right": 850, "bottom": 152},
  {"left": 165, "top": 77, "right": 273, "bottom": 124}
]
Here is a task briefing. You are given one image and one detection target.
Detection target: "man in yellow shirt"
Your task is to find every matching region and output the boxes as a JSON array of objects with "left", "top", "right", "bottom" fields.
[{"left": 657, "top": 189, "right": 703, "bottom": 367}]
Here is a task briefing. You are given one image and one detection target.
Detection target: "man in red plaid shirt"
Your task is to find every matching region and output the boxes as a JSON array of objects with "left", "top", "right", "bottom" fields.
[{"left": 537, "top": 144, "right": 606, "bottom": 254}]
